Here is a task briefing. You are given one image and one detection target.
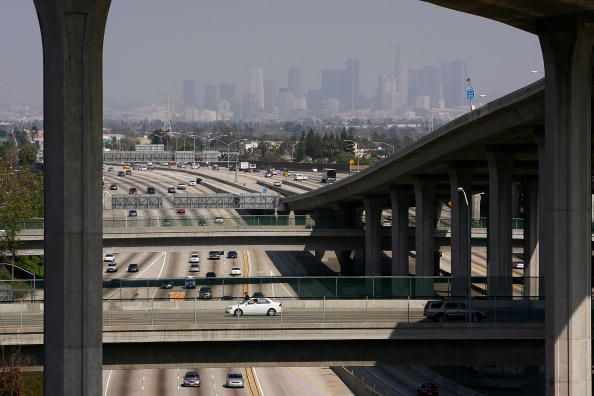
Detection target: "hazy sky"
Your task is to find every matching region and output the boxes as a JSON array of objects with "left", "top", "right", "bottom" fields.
[{"left": 1, "top": 0, "right": 543, "bottom": 107}]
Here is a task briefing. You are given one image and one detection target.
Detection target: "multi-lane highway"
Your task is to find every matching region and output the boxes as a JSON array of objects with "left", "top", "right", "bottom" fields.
[{"left": 100, "top": 165, "right": 355, "bottom": 395}]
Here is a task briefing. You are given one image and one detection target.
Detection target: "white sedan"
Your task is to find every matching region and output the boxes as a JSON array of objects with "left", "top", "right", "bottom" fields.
[
  {"left": 188, "top": 180, "right": 196, "bottom": 186},
  {"left": 225, "top": 298, "right": 282, "bottom": 316},
  {"left": 103, "top": 253, "right": 115, "bottom": 262},
  {"left": 230, "top": 267, "right": 242, "bottom": 276},
  {"left": 189, "top": 254, "right": 200, "bottom": 263}
]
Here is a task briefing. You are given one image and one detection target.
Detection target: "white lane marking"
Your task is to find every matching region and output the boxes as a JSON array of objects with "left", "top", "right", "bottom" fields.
[
  {"left": 210, "top": 368, "right": 218, "bottom": 396},
  {"left": 253, "top": 368, "right": 265, "bottom": 396},
  {"left": 150, "top": 252, "right": 168, "bottom": 299},
  {"left": 177, "top": 368, "right": 180, "bottom": 393},
  {"left": 141, "top": 369, "right": 145, "bottom": 392},
  {"left": 136, "top": 252, "right": 166, "bottom": 278},
  {"left": 154, "top": 209, "right": 160, "bottom": 227},
  {"left": 270, "top": 270, "right": 293, "bottom": 297},
  {"left": 103, "top": 370, "right": 112, "bottom": 396}
]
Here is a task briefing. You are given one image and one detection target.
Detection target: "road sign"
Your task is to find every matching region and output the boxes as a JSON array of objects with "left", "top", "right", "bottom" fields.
[
  {"left": 466, "top": 87, "right": 475, "bottom": 101},
  {"left": 262, "top": 187, "right": 268, "bottom": 194},
  {"left": 169, "top": 291, "right": 185, "bottom": 301},
  {"left": 349, "top": 159, "right": 355, "bottom": 165}
]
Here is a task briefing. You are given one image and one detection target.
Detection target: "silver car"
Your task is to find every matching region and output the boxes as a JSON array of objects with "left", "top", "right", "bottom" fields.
[
  {"left": 182, "top": 371, "right": 200, "bottom": 387},
  {"left": 225, "top": 371, "right": 244, "bottom": 388}
]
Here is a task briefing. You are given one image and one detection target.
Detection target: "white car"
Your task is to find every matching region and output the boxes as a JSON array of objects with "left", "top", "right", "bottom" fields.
[
  {"left": 273, "top": 181, "right": 282, "bottom": 187},
  {"left": 214, "top": 216, "right": 224, "bottom": 224},
  {"left": 293, "top": 173, "right": 308, "bottom": 181},
  {"left": 191, "top": 163, "right": 200, "bottom": 169},
  {"left": 230, "top": 267, "right": 242, "bottom": 276},
  {"left": 189, "top": 263, "right": 200, "bottom": 273},
  {"left": 103, "top": 253, "right": 115, "bottom": 262},
  {"left": 189, "top": 254, "right": 200, "bottom": 263},
  {"left": 105, "top": 262, "right": 117, "bottom": 273},
  {"left": 225, "top": 371, "right": 244, "bottom": 388},
  {"left": 225, "top": 297, "right": 282, "bottom": 316},
  {"left": 177, "top": 183, "right": 187, "bottom": 190},
  {"left": 188, "top": 180, "right": 196, "bottom": 186}
]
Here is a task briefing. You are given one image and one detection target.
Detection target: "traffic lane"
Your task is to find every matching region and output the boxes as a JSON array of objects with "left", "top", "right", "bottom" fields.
[
  {"left": 248, "top": 250, "right": 296, "bottom": 298},
  {"left": 103, "top": 369, "right": 142, "bottom": 396},
  {"left": 255, "top": 366, "right": 353, "bottom": 396},
  {"left": 103, "top": 252, "right": 167, "bottom": 300}
]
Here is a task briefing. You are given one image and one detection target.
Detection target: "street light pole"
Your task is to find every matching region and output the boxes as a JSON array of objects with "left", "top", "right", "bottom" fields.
[{"left": 457, "top": 187, "right": 472, "bottom": 322}]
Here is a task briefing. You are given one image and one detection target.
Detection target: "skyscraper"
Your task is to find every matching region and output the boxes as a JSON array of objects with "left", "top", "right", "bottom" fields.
[
  {"left": 263, "top": 80, "right": 278, "bottom": 113},
  {"left": 341, "top": 58, "right": 360, "bottom": 112},
  {"left": 288, "top": 67, "right": 302, "bottom": 96},
  {"left": 321, "top": 69, "right": 343, "bottom": 101},
  {"left": 219, "top": 83, "right": 236, "bottom": 103},
  {"left": 250, "top": 68, "right": 265, "bottom": 111},
  {"left": 376, "top": 74, "right": 398, "bottom": 111},
  {"left": 183, "top": 80, "right": 197, "bottom": 108},
  {"left": 394, "top": 47, "right": 408, "bottom": 109},
  {"left": 277, "top": 88, "right": 296, "bottom": 120},
  {"left": 408, "top": 65, "right": 441, "bottom": 108},
  {"left": 441, "top": 61, "right": 468, "bottom": 108},
  {"left": 204, "top": 84, "right": 218, "bottom": 111}
]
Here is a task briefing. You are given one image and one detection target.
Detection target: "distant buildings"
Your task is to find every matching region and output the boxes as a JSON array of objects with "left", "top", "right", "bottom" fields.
[
  {"left": 204, "top": 84, "right": 218, "bottom": 111},
  {"left": 183, "top": 80, "right": 197, "bottom": 108},
  {"left": 250, "top": 68, "right": 265, "bottom": 111}
]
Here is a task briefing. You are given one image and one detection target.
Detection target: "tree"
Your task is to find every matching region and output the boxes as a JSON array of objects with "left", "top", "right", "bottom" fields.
[
  {"left": 18, "top": 144, "right": 37, "bottom": 167},
  {"left": 0, "top": 162, "right": 44, "bottom": 264}
]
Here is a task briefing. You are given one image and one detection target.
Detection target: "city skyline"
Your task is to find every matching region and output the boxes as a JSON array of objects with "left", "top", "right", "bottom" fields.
[{"left": 0, "top": 0, "right": 543, "bottom": 109}]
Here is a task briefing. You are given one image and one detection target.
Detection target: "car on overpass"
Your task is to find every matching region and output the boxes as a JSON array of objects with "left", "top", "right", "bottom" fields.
[
  {"left": 230, "top": 267, "right": 241, "bottom": 276},
  {"left": 424, "top": 301, "right": 485, "bottom": 322},
  {"left": 167, "top": 187, "right": 176, "bottom": 193},
  {"left": 160, "top": 281, "right": 173, "bottom": 289},
  {"left": 177, "top": 183, "right": 187, "bottom": 190},
  {"left": 189, "top": 253, "right": 200, "bottom": 263},
  {"left": 146, "top": 187, "right": 155, "bottom": 194},
  {"left": 205, "top": 271, "right": 216, "bottom": 278},
  {"left": 188, "top": 180, "right": 196, "bottom": 186},
  {"left": 208, "top": 251, "right": 220, "bottom": 260},
  {"left": 227, "top": 251, "right": 238, "bottom": 259},
  {"left": 103, "top": 253, "right": 115, "bottom": 262},
  {"left": 189, "top": 263, "right": 200, "bottom": 273},
  {"left": 214, "top": 216, "right": 224, "bottom": 224},
  {"left": 105, "top": 263, "right": 117, "bottom": 273},
  {"left": 197, "top": 218, "right": 207, "bottom": 226},
  {"left": 182, "top": 371, "right": 201, "bottom": 387},
  {"left": 128, "top": 187, "right": 137, "bottom": 194},
  {"left": 128, "top": 209, "right": 137, "bottom": 217},
  {"left": 127, "top": 263, "right": 139, "bottom": 273},
  {"left": 273, "top": 180, "right": 282, "bottom": 187},
  {"left": 199, "top": 287, "right": 212, "bottom": 299},
  {"left": 225, "top": 371, "right": 244, "bottom": 388},
  {"left": 109, "top": 184, "right": 117, "bottom": 190},
  {"left": 184, "top": 276, "right": 196, "bottom": 289},
  {"left": 226, "top": 297, "right": 282, "bottom": 317},
  {"left": 176, "top": 208, "right": 186, "bottom": 214}
]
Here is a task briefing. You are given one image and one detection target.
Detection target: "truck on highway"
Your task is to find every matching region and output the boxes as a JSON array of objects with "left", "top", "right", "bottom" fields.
[
  {"left": 240, "top": 161, "right": 250, "bottom": 171},
  {"left": 321, "top": 168, "right": 337, "bottom": 183}
]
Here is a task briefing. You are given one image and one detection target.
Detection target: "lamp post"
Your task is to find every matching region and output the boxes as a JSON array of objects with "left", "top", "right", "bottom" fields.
[{"left": 456, "top": 187, "right": 472, "bottom": 322}]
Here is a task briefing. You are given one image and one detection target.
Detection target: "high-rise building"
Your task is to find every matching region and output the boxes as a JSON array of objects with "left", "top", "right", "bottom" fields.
[
  {"left": 409, "top": 65, "right": 441, "bottom": 108},
  {"left": 321, "top": 69, "right": 343, "bottom": 101},
  {"left": 288, "top": 67, "right": 302, "bottom": 96},
  {"left": 250, "top": 68, "right": 265, "bottom": 111},
  {"left": 376, "top": 74, "right": 398, "bottom": 111},
  {"left": 277, "top": 88, "right": 296, "bottom": 120},
  {"left": 306, "top": 89, "right": 323, "bottom": 116},
  {"left": 242, "top": 93, "right": 258, "bottom": 120},
  {"left": 204, "top": 84, "right": 218, "bottom": 111},
  {"left": 441, "top": 61, "right": 468, "bottom": 108},
  {"left": 341, "top": 58, "right": 360, "bottom": 111},
  {"left": 263, "top": 80, "right": 278, "bottom": 113},
  {"left": 183, "top": 80, "right": 197, "bottom": 107},
  {"left": 219, "top": 83, "right": 236, "bottom": 103},
  {"left": 394, "top": 47, "right": 408, "bottom": 109}
]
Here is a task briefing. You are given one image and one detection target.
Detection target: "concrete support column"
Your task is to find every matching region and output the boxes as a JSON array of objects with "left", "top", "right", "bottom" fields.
[
  {"left": 471, "top": 194, "right": 482, "bottom": 220},
  {"left": 33, "top": 1, "right": 111, "bottom": 395},
  {"left": 522, "top": 178, "right": 540, "bottom": 298},
  {"left": 288, "top": 210, "right": 295, "bottom": 227},
  {"left": 413, "top": 179, "right": 436, "bottom": 297},
  {"left": 486, "top": 150, "right": 513, "bottom": 298},
  {"left": 448, "top": 166, "right": 472, "bottom": 298},
  {"left": 539, "top": 19, "right": 594, "bottom": 395},
  {"left": 363, "top": 197, "right": 383, "bottom": 276},
  {"left": 389, "top": 187, "right": 411, "bottom": 276}
]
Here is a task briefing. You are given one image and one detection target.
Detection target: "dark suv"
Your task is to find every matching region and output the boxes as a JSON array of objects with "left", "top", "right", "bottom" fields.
[
  {"left": 147, "top": 187, "right": 155, "bottom": 194},
  {"left": 127, "top": 263, "right": 140, "bottom": 272}
]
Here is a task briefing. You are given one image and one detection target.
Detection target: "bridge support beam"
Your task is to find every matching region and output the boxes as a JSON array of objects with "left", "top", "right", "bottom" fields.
[
  {"left": 539, "top": 18, "right": 594, "bottom": 395},
  {"left": 449, "top": 166, "right": 472, "bottom": 298},
  {"left": 33, "top": 0, "right": 111, "bottom": 395},
  {"left": 413, "top": 179, "right": 436, "bottom": 297},
  {"left": 486, "top": 150, "right": 513, "bottom": 298},
  {"left": 522, "top": 177, "right": 540, "bottom": 298},
  {"left": 389, "top": 187, "right": 411, "bottom": 276},
  {"left": 363, "top": 197, "right": 383, "bottom": 275}
]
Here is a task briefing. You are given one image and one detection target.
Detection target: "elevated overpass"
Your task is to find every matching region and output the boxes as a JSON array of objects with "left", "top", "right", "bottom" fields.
[{"left": 34, "top": 0, "right": 594, "bottom": 393}]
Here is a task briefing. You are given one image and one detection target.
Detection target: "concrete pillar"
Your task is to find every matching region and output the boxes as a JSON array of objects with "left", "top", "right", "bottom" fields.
[
  {"left": 288, "top": 210, "right": 295, "bottom": 227},
  {"left": 486, "top": 150, "right": 513, "bottom": 298},
  {"left": 363, "top": 197, "right": 383, "bottom": 276},
  {"left": 389, "top": 186, "right": 411, "bottom": 276},
  {"left": 471, "top": 194, "right": 482, "bottom": 220},
  {"left": 413, "top": 179, "right": 436, "bottom": 297},
  {"left": 448, "top": 166, "right": 472, "bottom": 298},
  {"left": 522, "top": 177, "right": 539, "bottom": 298},
  {"left": 33, "top": 1, "right": 110, "bottom": 395},
  {"left": 539, "top": 19, "right": 594, "bottom": 395}
]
